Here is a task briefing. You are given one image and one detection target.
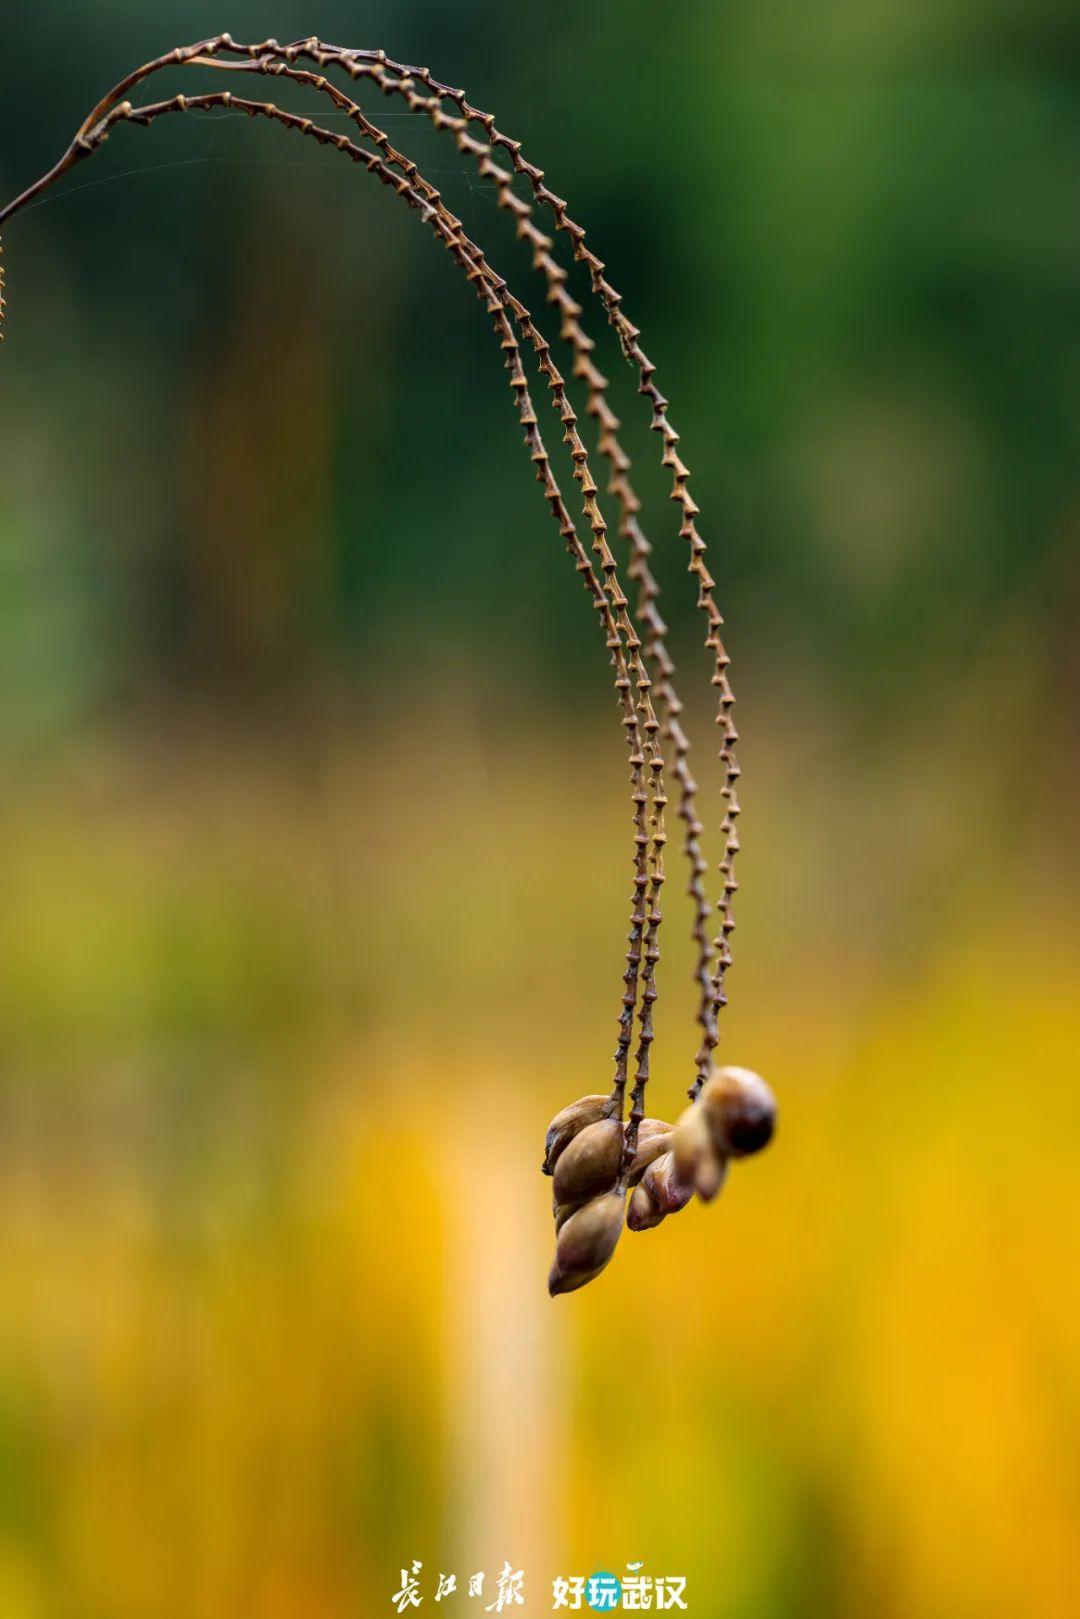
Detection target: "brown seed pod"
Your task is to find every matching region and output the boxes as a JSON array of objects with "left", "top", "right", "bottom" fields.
[
  {"left": 552, "top": 1117, "right": 624, "bottom": 1205},
  {"left": 627, "top": 1151, "right": 695, "bottom": 1232},
  {"left": 672, "top": 1101, "right": 713, "bottom": 1184},
  {"left": 542, "top": 1094, "right": 612, "bottom": 1175},
  {"left": 700, "top": 1066, "right": 776, "bottom": 1158},
  {"left": 672, "top": 1102, "right": 729, "bottom": 1202},
  {"left": 626, "top": 1118, "right": 673, "bottom": 1186},
  {"left": 693, "top": 1147, "right": 729, "bottom": 1203},
  {"left": 552, "top": 1198, "right": 583, "bottom": 1233},
  {"left": 548, "top": 1191, "right": 625, "bottom": 1295},
  {"left": 626, "top": 1181, "right": 664, "bottom": 1232},
  {"left": 646, "top": 1150, "right": 696, "bottom": 1215}
]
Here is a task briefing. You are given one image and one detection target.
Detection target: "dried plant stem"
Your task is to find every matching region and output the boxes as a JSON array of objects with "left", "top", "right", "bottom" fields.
[
  {"left": 189, "top": 44, "right": 671, "bottom": 1149},
  {"left": 326, "top": 51, "right": 677, "bottom": 1143},
  {"left": 0, "top": 63, "right": 668, "bottom": 1126},
  {"left": 180, "top": 50, "right": 670, "bottom": 1136},
  {"left": 189, "top": 35, "right": 692, "bottom": 1130},
  {"left": 297, "top": 40, "right": 737, "bottom": 1096},
  {"left": 0, "top": 39, "right": 779, "bottom": 1292}
]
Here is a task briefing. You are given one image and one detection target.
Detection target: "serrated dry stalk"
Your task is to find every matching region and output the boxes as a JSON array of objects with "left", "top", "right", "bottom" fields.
[
  {"left": 0, "top": 39, "right": 774, "bottom": 1293},
  {"left": 0, "top": 50, "right": 668, "bottom": 1135},
  {"left": 0, "top": 31, "right": 732, "bottom": 1100},
  {"left": 299, "top": 38, "right": 740, "bottom": 1096},
  {"left": 191, "top": 55, "right": 670, "bottom": 1145},
  {"left": 211, "top": 44, "right": 674, "bottom": 1159},
  {"left": 196, "top": 32, "right": 728, "bottom": 1105}
]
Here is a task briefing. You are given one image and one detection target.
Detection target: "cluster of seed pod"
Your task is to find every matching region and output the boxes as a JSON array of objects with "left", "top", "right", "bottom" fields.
[
  {"left": 543, "top": 1066, "right": 775, "bottom": 1294},
  {"left": 0, "top": 37, "right": 779, "bottom": 1297}
]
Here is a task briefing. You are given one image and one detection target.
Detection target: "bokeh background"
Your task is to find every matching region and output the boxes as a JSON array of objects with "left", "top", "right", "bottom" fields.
[{"left": 1, "top": 3, "right": 1078, "bottom": 1616}]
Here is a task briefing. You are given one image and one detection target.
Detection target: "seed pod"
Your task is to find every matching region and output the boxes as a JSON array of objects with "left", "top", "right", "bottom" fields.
[
  {"left": 646, "top": 1150, "right": 696, "bottom": 1215},
  {"left": 627, "top": 1181, "right": 665, "bottom": 1232},
  {"left": 542, "top": 1094, "right": 612, "bottom": 1175},
  {"left": 672, "top": 1101, "right": 712, "bottom": 1184},
  {"left": 700, "top": 1066, "right": 776, "bottom": 1158},
  {"left": 553, "top": 1198, "right": 583, "bottom": 1233},
  {"left": 627, "top": 1118, "right": 673, "bottom": 1186},
  {"left": 693, "top": 1147, "right": 728, "bottom": 1203},
  {"left": 548, "top": 1191, "right": 625, "bottom": 1295},
  {"left": 673, "top": 1102, "right": 728, "bottom": 1201},
  {"left": 552, "top": 1117, "right": 624, "bottom": 1205},
  {"left": 627, "top": 1151, "right": 696, "bottom": 1234}
]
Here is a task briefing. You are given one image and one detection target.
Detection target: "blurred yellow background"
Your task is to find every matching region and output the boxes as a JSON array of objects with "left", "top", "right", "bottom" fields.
[
  {"left": 1, "top": 2, "right": 1078, "bottom": 1616},
  {"left": 0, "top": 694, "right": 1075, "bottom": 1617}
]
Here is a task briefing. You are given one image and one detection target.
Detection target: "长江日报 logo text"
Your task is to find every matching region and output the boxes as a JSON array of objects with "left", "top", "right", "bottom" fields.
[{"left": 392, "top": 1561, "right": 688, "bottom": 1611}]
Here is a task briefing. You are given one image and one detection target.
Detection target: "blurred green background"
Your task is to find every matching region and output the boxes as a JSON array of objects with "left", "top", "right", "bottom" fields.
[{"left": 1, "top": 3, "right": 1078, "bottom": 1616}]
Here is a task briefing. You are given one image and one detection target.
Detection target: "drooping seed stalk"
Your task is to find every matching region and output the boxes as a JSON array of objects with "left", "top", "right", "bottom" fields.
[
  {"left": 339, "top": 57, "right": 677, "bottom": 1152},
  {"left": 178, "top": 34, "right": 687, "bottom": 1142},
  {"left": 175, "top": 50, "right": 669, "bottom": 1134},
  {"left": 193, "top": 39, "right": 675, "bottom": 1152},
  {"left": 0, "top": 63, "right": 669, "bottom": 1124},
  {"left": 364, "top": 55, "right": 740, "bottom": 1100},
  {"left": 279, "top": 39, "right": 738, "bottom": 1097},
  {"left": 1, "top": 40, "right": 778, "bottom": 1292},
  {"left": 9, "top": 25, "right": 712, "bottom": 1124}
]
